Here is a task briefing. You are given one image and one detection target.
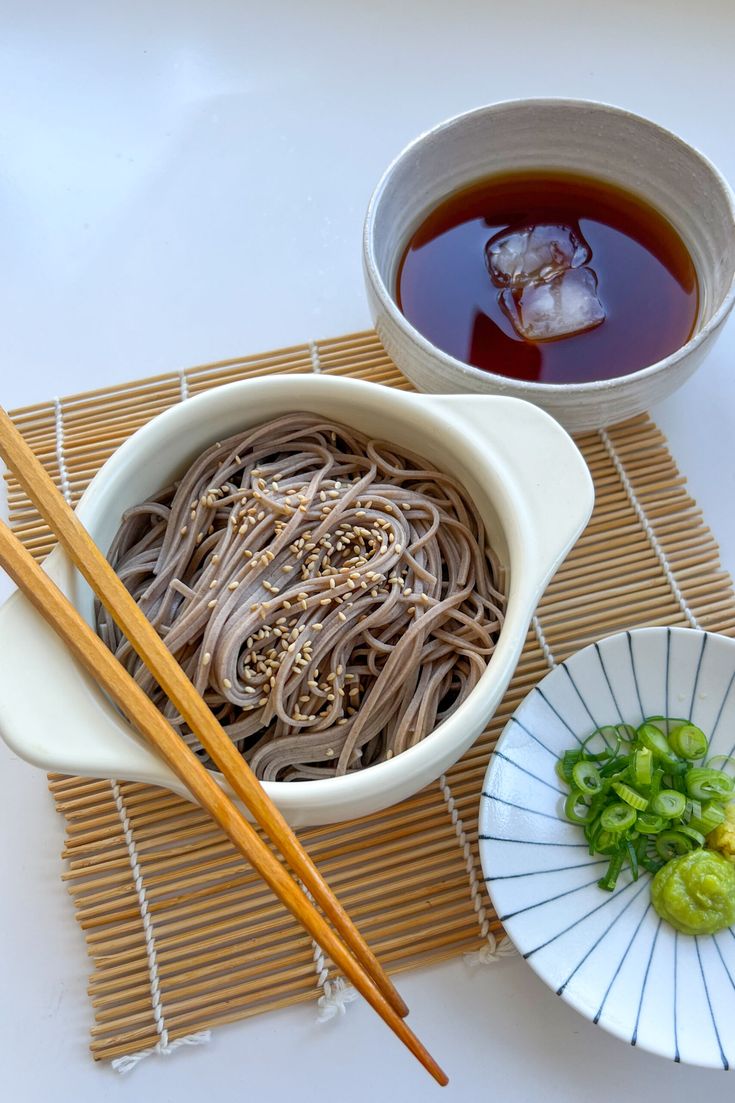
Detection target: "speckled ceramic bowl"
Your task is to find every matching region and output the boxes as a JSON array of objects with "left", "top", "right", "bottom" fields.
[{"left": 363, "top": 99, "right": 735, "bottom": 432}]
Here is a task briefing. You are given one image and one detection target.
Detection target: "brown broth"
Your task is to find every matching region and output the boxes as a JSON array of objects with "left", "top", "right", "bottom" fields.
[{"left": 397, "top": 172, "right": 698, "bottom": 385}]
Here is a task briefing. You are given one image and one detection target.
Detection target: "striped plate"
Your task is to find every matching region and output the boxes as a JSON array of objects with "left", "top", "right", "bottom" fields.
[{"left": 479, "top": 626, "right": 735, "bottom": 1069}]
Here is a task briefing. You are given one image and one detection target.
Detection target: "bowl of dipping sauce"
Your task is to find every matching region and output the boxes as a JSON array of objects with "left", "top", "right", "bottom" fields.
[{"left": 363, "top": 99, "right": 735, "bottom": 432}]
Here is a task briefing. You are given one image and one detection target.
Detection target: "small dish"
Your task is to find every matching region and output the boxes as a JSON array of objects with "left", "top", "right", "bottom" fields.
[
  {"left": 363, "top": 99, "right": 735, "bottom": 432},
  {"left": 0, "top": 375, "right": 592, "bottom": 827},
  {"left": 480, "top": 626, "right": 735, "bottom": 1068}
]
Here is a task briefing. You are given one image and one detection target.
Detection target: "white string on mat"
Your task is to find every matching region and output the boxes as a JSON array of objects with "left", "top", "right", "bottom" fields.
[
  {"left": 309, "top": 340, "right": 322, "bottom": 373},
  {"left": 178, "top": 367, "right": 190, "bottom": 402},
  {"left": 300, "top": 887, "right": 360, "bottom": 1021},
  {"left": 464, "top": 427, "right": 702, "bottom": 967},
  {"left": 437, "top": 772, "right": 517, "bottom": 965},
  {"left": 57, "top": 373, "right": 207, "bottom": 1071},
  {"left": 532, "top": 613, "right": 557, "bottom": 670},
  {"left": 108, "top": 780, "right": 211, "bottom": 1072},
  {"left": 599, "top": 428, "right": 699, "bottom": 630},
  {"left": 52, "top": 397, "right": 73, "bottom": 505}
]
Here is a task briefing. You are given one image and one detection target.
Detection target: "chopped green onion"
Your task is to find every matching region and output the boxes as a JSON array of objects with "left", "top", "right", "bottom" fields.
[
  {"left": 626, "top": 838, "right": 639, "bottom": 881},
  {"left": 556, "top": 749, "right": 583, "bottom": 782},
  {"left": 600, "top": 802, "right": 637, "bottom": 832},
  {"left": 572, "top": 760, "right": 603, "bottom": 796},
  {"left": 637, "top": 722, "right": 681, "bottom": 768},
  {"left": 598, "top": 852, "right": 625, "bottom": 892},
  {"left": 631, "top": 746, "right": 653, "bottom": 787},
  {"left": 564, "top": 791, "right": 594, "bottom": 825},
  {"left": 558, "top": 714, "right": 728, "bottom": 897},
  {"left": 644, "top": 715, "right": 689, "bottom": 737},
  {"left": 611, "top": 781, "right": 649, "bottom": 811},
  {"left": 580, "top": 728, "right": 620, "bottom": 761},
  {"left": 685, "top": 767, "right": 734, "bottom": 802},
  {"left": 636, "top": 812, "right": 668, "bottom": 834},
  {"left": 598, "top": 755, "right": 629, "bottom": 778},
  {"left": 669, "top": 723, "right": 708, "bottom": 761},
  {"left": 655, "top": 828, "right": 698, "bottom": 860},
  {"left": 640, "top": 852, "right": 666, "bottom": 874},
  {"left": 689, "top": 801, "right": 726, "bottom": 835},
  {"left": 674, "top": 824, "right": 706, "bottom": 847},
  {"left": 706, "top": 754, "right": 735, "bottom": 779},
  {"left": 651, "top": 789, "right": 687, "bottom": 818}
]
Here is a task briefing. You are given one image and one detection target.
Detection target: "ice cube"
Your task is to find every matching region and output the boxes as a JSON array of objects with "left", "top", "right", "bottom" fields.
[
  {"left": 500, "top": 267, "right": 605, "bottom": 341},
  {"left": 486, "top": 223, "right": 591, "bottom": 287}
]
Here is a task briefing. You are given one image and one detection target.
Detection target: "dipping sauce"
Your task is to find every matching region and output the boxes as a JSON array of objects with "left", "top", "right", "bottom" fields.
[{"left": 397, "top": 171, "right": 699, "bottom": 385}]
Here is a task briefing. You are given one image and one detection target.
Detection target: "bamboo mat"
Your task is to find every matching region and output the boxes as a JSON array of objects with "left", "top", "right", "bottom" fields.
[{"left": 6, "top": 330, "right": 735, "bottom": 1067}]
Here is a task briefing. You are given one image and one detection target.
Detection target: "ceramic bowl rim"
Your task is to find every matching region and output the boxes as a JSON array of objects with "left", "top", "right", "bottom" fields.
[
  {"left": 363, "top": 97, "right": 735, "bottom": 396},
  {"left": 479, "top": 624, "right": 735, "bottom": 1068},
  {"left": 59, "top": 374, "right": 584, "bottom": 813}
]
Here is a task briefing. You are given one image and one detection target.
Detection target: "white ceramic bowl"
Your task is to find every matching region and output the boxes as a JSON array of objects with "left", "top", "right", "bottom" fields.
[
  {"left": 0, "top": 375, "right": 592, "bottom": 826},
  {"left": 480, "top": 626, "right": 735, "bottom": 1068},
  {"left": 363, "top": 99, "right": 735, "bottom": 432}
]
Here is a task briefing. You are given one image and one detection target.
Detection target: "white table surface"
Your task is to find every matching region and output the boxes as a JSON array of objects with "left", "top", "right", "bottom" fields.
[{"left": 2, "top": 1, "right": 735, "bottom": 1099}]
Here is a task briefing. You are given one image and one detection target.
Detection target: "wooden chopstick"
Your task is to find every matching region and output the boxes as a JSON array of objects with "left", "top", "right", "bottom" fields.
[
  {"left": 0, "top": 520, "right": 447, "bottom": 1085},
  {"left": 0, "top": 405, "right": 407, "bottom": 1021}
]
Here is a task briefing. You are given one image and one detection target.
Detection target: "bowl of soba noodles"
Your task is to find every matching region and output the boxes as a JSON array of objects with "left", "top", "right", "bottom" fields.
[{"left": 0, "top": 374, "right": 592, "bottom": 825}]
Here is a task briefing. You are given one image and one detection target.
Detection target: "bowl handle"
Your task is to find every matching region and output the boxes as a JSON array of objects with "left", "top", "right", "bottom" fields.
[
  {"left": 0, "top": 551, "right": 175, "bottom": 786},
  {"left": 421, "top": 394, "right": 594, "bottom": 602}
]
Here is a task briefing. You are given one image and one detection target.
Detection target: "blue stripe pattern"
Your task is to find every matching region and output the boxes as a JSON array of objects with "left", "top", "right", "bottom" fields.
[{"left": 479, "top": 627, "right": 735, "bottom": 1069}]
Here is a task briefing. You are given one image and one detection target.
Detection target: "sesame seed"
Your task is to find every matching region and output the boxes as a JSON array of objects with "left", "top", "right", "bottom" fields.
[
  {"left": 223, "top": 678, "right": 232, "bottom": 689},
  {"left": 207, "top": 599, "right": 217, "bottom": 608},
  {"left": 337, "top": 611, "right": 347, "bottom": 622},
  {"left": 202, "top": 652, "right": 211, "bottom": 666}
]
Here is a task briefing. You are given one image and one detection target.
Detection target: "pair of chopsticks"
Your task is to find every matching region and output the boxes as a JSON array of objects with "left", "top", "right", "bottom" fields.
[{"left": 0, "top": 407, "right": 447, "bottom": 1086}]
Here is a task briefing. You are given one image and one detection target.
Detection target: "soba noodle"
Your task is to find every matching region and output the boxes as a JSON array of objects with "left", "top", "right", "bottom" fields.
[{"left": 97, "top": 414, "right": 506, "bottom": 780}]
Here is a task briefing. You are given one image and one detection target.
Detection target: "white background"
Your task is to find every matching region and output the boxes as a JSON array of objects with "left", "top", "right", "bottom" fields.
[{"left": 2, "top": 1, "right": 735, "bottom": 1100}]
